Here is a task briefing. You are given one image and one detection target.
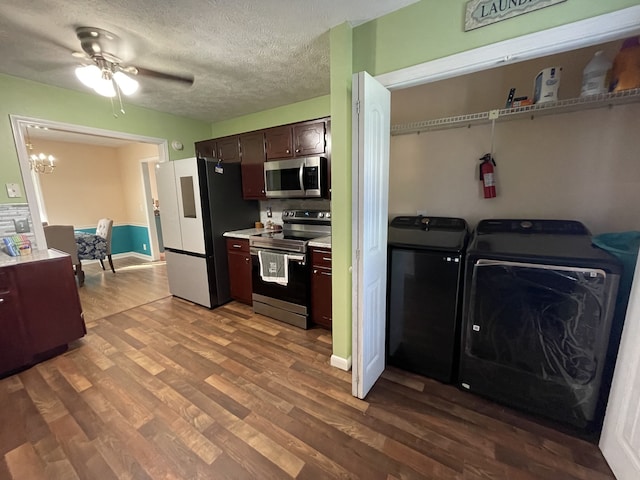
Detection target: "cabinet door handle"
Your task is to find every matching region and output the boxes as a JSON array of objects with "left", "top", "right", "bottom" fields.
[
  {"left": 322, "top": 257, "right": 331, "bottom": 261},
  {"left": 313, "top": 269, "right": 317, "bottom": 274},
  {"left": 245, "top": 257, "right": 250, "bottom": 262},
  {"left": 0, "top": 297, "right": 4, "bottom": 303},
  {"left": 295, "top": 148, "right": 300, "bottom": 153},
  {"left": 321, "top": 271, "right": 332, "bottom": 276},
  {"left": 232, "top": 244, "right": 242, "bottom": 248},
  {"left": 286, "top": 149, "right": 290, "bottom": 154}
]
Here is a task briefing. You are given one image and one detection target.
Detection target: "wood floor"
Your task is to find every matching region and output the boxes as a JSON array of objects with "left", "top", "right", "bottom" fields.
[
  {"left": 76, "top": 256, "right": 170, "bottom": 323},
  {"left": 0, "top": 259, "right": 615, "bottom": 479}
]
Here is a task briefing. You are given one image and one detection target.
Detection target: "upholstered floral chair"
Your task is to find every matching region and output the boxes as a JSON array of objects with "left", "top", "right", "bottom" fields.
[{"left": 76, "top": 218, "right": 115, "bottom": 274}]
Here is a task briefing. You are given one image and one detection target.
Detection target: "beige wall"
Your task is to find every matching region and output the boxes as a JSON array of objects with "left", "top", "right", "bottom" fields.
[
  {"left": 36, "top": 140, "right": 159, "bottom": 228},
  {"left": 116, "top": 143, "right": 159, "bottom": 225},
  {"left": 389, "top": 41, "right": 640, "bottom": 235}
]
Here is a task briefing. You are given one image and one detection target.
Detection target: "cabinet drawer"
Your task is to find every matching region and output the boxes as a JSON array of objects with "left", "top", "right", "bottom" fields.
[
  {"left": 311, "top": 249, "right": 332, "bottom": 269},
  {"left": 226, "top": 238, "right": 250, "bottom": 253}
]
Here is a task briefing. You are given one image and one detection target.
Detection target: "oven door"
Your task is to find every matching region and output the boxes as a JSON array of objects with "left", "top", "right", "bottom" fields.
[{"left": 251, "top": 247, "right": 310, "bottom": 329}]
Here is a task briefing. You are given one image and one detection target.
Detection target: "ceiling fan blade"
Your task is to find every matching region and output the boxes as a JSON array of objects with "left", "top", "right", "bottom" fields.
[{"left": 132, "top": 67, "right": 194, "bottom": 86}]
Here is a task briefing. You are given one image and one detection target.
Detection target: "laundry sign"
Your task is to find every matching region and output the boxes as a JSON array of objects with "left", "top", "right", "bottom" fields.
[{"left": 465, "top": 0, "right": 567, "bottom": 31}]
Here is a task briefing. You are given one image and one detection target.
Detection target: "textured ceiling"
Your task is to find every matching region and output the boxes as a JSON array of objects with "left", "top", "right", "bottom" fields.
[{"left": 0, "top": 0, "right": 418, "bottom": 123}]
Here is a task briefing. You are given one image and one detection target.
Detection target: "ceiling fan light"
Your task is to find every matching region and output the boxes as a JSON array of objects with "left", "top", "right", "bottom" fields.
[
  {"left": 93, "top": 77, "right": 117, "bottom": 97},
  {"left": 113, "top": 71, "right": 139, "bottom": 95},
  {"left": 75, "top": 64, "right": 101, "bottom": 88}
]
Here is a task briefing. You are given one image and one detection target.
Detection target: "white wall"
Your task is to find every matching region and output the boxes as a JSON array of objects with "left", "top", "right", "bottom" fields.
[
  {"left": 389, "top": 102, "right": 640, "bottom": 234},
  {"left": 389, "top": 40, "right": 640, "bottom": 235}
]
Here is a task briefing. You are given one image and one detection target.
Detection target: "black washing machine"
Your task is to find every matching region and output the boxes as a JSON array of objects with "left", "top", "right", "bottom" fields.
[
  {"left": 387, "top": 216, "right": 469, "bottom": 383},
  {"left": 459, "top": 219, "right": 622, "bottom": 434}
]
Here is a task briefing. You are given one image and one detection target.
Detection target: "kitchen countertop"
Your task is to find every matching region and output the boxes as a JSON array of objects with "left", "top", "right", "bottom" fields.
[
  {"left": 223, "top": 228, "right": 270, "bottom": 240},
  {"left": 308, "top": 235, "right": 331, "bottom": 248},
  {"left": 0, "top": 248, "right": 69, "bottom": 268},
  {"left": 224, "top": 229, "right": 331, "bottom": 248}
]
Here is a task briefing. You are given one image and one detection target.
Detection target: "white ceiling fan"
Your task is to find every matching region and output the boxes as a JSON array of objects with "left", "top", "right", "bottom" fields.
[{"left": 72, "top": 26, "right": 194, "bottom": 101}]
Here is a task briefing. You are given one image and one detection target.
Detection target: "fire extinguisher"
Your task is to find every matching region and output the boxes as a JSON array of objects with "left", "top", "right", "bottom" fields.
[{"left": 479, "top": 153, "right": 497, "bottom": 199}]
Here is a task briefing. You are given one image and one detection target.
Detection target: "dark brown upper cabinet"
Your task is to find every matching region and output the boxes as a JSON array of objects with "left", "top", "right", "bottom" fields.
[
  {"left": 239, "top": 131, "right": 267, "bottom": 200},
  {"left": 265, "top": 126, "right": 294, "bottom": 160},
  {"left": 216, "top": 136, "right": 241, "bottom": 163},
  {"left": 293, "top": 121, "right": 326, "bottom": 157},
  {"left": 195, "top": 139, "right": 217, "bottom": 159},
  {"left": 265, "top": 120, "right": 327, "bottom": 160}
]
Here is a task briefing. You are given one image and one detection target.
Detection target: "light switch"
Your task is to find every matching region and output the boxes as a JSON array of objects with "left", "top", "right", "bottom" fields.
[
  {"left": 14, "top": 218, "right": 30, "bottom": 233},
  {"left": 6, "top": 183, "right": 21, "bottom": 198}
]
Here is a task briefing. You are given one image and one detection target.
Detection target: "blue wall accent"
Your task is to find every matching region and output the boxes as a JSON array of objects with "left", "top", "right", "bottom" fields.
[{"left": 75, "top": 224, "right": 151, "bottom": 256}]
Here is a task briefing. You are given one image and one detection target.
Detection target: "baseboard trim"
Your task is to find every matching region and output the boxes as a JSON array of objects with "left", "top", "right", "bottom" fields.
[
  {"left": 80, "top": 252, "right": 154, "bottom": 266},
  {"left": 330, "top": 354, "right": 352, "bottom": 371},
  {"left": 115, "top": 252, "right": 153, "bottom": 261}
]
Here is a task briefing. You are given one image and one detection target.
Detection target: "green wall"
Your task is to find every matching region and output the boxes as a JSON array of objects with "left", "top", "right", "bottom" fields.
[
  {"left": 353, "top": 0, "right": 640, "bottom": 76},
  {"left": 0, "top": 74, "right": 211, "bottom": 204},
  {"left": 329, "top": 0, "right": 640, "bottom": 363},
  {"left": 329, "top": 24, "right": 354, "bottom": 364},
  {"left": 210, "top": 95, "right": 330, "bottom": 137}
]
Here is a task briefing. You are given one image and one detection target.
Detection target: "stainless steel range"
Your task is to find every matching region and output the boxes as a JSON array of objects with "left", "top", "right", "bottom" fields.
[{"left": 250, "top": 209, "right": 331, "bottom": 329}]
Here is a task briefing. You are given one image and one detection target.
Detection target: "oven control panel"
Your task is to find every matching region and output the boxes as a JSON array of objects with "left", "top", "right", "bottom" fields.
[{"left": 283, "top": 210, "right": 331, "bottom": 223}]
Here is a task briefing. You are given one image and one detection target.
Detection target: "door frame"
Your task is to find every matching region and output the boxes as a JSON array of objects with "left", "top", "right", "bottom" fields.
[
  {"left": 349, "top": 4, "right": 640, "bottom": 390},
  {"left": 140, "top": 157, "right": 161, "bottom": 261},
  {"left": 9, "top": 115, "right": 169, "bottom": 251},
  {"left": 375, "top": 5, "right": 640, "bottom": 91}
]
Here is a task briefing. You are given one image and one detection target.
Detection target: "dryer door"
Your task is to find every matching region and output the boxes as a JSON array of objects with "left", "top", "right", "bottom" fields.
[{"left": 460, "top": 259, "right": 619, "bottom": 430}]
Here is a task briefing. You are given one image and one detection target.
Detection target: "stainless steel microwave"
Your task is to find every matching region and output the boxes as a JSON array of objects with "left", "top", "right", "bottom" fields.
[{"left": 264, "top": 156, "right": 327, "bottom": 198}]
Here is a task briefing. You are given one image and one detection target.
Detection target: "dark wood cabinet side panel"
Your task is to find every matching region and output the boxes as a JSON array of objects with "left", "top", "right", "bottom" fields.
[{"left": 16, "top": 257, "right": 85, "bottom": 354}]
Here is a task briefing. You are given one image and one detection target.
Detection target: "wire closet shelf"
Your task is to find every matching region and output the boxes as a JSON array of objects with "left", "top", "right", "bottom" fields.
[{"left": 391, "top": 88, "right": 640, "bottom": 136}]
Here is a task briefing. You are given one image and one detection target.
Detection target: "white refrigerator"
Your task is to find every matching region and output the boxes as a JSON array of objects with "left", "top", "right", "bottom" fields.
[{"left": 157, "top": 157, "right": 258, "bottom": 308}]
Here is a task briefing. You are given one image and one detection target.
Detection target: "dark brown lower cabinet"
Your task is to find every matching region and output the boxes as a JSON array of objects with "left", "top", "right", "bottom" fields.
[
  {"left": 310, "top": 247, "right": 332, "bottom": 330},
  {"left": 0, "top": 251, "right": 86, "bottom": 377},
  {"left": 226, "top": 238, "right": 253, "bottom": 305}
]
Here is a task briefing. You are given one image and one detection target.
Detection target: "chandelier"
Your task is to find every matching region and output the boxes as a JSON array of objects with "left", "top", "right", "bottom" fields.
[{"left": 25, "top": 126, "right": 56, "bottom": 174}]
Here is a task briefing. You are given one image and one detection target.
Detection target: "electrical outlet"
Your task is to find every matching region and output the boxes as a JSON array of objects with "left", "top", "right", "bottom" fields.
[
  {"left": 6, "top": 183, "right": 21, "bottom": 198},
  {"left": 143, "top": 244, "right": 147, "bottom": 251},
  {"left": 266, "top": 206, "right": 272, "bottom": 218},
  {"left": 14, "top": 218, "right": 30, "bottom": 233}
]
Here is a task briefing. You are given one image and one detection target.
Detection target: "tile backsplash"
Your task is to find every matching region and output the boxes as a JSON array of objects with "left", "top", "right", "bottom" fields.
[
  {"left": 0, "top": 203, "right": 38, "bottom": 249},
  {"left": 259, "top": 199, "right": 331, "bottom": 226}
]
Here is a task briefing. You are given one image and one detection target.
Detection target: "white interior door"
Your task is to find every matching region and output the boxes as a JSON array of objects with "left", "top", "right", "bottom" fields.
[
  {"left": 600, "top": 250, "right": 640, "bottom": 480},
  {"left": 352, "top": 71, "right": 391, "bottom": 399}
]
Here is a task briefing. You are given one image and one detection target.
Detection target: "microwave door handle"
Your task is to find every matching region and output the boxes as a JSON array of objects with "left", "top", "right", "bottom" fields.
[{"left": 299, "top": 163, "right": 304, "bottom": 190}]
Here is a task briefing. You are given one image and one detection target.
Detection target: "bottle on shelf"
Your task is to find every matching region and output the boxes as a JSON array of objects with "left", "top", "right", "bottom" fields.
[
  {"left": 609, "top": 36, "right": 640, "bottom": 93},
  {"left": 580, "top": 50, "right": 612, "bottom": 97}
]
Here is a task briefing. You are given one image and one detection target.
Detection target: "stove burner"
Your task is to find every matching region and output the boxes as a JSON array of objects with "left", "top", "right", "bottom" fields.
[{"left": 250, "top": 209, "right": 331, "bottom": 253}]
